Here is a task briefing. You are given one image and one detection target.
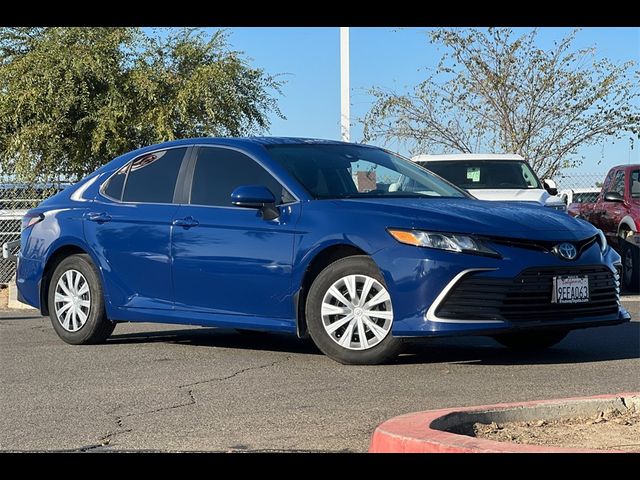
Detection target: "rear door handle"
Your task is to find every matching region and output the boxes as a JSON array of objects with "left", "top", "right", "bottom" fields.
[
  {"left": 85, "top": 212, "right": 112, "bottom": 223},
  {"left": 172, "top": 216, "right": 199, "bottom": 228}
]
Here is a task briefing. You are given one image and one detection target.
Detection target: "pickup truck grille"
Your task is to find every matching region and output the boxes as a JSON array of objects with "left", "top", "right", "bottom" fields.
[{"left": 435, "top": 266, "right": 619, "bottom": 322}]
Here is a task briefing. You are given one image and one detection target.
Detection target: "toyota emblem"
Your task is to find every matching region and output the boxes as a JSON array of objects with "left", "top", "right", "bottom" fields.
[{"left": 555, "top": 243, "right": 578, "bottom": 260}]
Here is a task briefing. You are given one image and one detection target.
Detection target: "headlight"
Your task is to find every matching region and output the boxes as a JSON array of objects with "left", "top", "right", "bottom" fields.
[
  {"left": 546, "top": 204, "right": 567, "bottom": 212},
  {"left": 596, "top": 229, "right": 608, "bottom": 254},
  {"left": 387, "top": 229, "right": 500, "bottom": 257}
]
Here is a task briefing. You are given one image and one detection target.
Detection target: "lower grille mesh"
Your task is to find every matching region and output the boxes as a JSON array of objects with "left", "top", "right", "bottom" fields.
[{"left": 435, "top": 266, "right": 619, "bottom": 322}]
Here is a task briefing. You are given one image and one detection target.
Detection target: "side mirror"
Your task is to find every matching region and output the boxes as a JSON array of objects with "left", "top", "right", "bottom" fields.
[
  {"left": 543, "top": 179, "right": 558, "bottom": 196},
  {"left": 231, "top": 185, "right": 279, "bottom": 220},
  {"left": 603, "top": 191, "right": 624, "bottom": 203}
]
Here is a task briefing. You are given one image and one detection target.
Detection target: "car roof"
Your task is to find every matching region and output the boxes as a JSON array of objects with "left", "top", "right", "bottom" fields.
[
  {"left": 412, "top": 153, "right": 525, "bottom": 162},
  {"left": 610, "top": 164, "right": 640, "bottom": 171},
  {"left": 134, "top": 136, "right": 366, "bottom": 150}
]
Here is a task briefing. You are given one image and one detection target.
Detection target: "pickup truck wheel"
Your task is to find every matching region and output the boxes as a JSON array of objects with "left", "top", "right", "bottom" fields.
[{"left": 621, "top": 240, "right": 639, "bottom": 292}]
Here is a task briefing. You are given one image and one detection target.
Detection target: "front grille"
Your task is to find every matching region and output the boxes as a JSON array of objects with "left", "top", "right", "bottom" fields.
[
  {"left": 483, "top": 234, "right": 598, "bottom": 256},
  {"left": 435, "top": 266, "right": 619, "bottom": 322}
]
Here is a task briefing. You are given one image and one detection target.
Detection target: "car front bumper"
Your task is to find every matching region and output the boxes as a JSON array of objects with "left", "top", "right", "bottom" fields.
[{"left": 373, "top": 240, "right": 631, "bottom": 337}]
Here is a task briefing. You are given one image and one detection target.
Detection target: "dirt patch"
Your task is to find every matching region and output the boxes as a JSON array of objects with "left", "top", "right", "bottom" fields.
[{"left": 473, "top": 407, "right": 640, "bottom": 451}]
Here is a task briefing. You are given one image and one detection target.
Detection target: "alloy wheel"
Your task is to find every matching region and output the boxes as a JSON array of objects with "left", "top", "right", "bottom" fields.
[
  {"left": 54, "top": 269, "right": 91, "bottom": 332},
  {"left": 321, "top": 274, "right": 393, "bottom": 351}
]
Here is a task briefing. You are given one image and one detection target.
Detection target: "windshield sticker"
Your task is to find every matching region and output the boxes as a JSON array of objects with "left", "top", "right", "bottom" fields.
[{"left": 466, "top": 168, "right": 481, "bottom": 182}]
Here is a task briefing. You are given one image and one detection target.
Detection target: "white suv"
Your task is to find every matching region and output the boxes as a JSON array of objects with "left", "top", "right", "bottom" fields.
[{"left": 412, "top": 153, "right": 566, "bottom": 211}]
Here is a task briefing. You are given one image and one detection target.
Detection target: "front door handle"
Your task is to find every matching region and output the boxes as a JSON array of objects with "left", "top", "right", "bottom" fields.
[
  {"left": 172, "top": 216, "right": 199, "bottom": 228},
  {"left": 85, "top": 212, "right": 112, "bottom": 223}
]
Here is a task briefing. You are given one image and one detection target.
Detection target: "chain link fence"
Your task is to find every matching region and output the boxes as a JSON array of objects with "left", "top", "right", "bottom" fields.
[
  {"left": 555, "top": 171, "right": 608, "bottom": 192},
  {"left": 1, "top": 179, "right": 68, "bottom": 283}
]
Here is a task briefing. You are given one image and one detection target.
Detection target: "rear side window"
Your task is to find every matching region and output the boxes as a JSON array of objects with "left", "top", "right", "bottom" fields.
[
  {"left": 630, "top": 170, "right": 639, "bottom": 199},
  {"left": 190, "top": 147, "right": 290, "bottom": 207},
  {"left": 102, "top": 164, "right": 130, "bottom": 201},
  {"left": 121, "top": 148, "right": 187, "bottom": 203}
]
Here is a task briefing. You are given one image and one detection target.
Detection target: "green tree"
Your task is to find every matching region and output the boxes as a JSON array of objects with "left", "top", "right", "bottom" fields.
[
  {"left": 0, "top": 27, "right": 283, "bottom": 181},
  {"left": 362, "top": 28, "right": 639, "bottom": 178}
]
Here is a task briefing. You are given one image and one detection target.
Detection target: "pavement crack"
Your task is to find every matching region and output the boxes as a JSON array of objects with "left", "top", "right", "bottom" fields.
[
  {"left": 178, "top": 356, "right": 291, "bottom": 389},
  {"left": 98, "top": 414, "right": 133, "bottom": 447},
  {"left": 97, "top": 356, "right": 290, "bottom": 446}
]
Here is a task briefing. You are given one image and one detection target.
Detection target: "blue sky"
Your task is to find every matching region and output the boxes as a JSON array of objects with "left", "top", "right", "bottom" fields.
[{"left": 206, "top": 27, "right": 639, "bottom": 176}]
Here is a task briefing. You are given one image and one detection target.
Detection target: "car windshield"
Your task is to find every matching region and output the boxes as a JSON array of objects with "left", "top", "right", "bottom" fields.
[
  {"left": 265, "top": 144, "right": 467, "bottom": 200},
  {"left": 421, "top": 160, "right": 542, "bottom": 190}
]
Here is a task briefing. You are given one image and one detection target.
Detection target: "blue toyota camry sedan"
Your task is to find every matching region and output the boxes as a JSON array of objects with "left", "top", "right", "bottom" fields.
[{"left": 15, "top": 138, "right": 630, "bottom": 364}]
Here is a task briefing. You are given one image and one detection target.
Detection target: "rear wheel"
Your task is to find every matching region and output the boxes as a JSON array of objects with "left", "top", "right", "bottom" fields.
[
  {"left": 48, "top": 254, "right": 115, "bottom": 345},
  {"left": 306, "top": 256, "right": 402, "bottom": 365},
  {"left": 492, "top": 330, "right": 568, "bottom": 351}
]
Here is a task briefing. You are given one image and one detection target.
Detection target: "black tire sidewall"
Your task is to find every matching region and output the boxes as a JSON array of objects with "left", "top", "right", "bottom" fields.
[
  {"left": 48, "top": 254, "right": 112, "bottom": 345},
  {"left": 305, "top": 255, "right": 402, "bottom": 365},
  {"left": 621, "top": 241, "right": 640, "bottom": 292}
]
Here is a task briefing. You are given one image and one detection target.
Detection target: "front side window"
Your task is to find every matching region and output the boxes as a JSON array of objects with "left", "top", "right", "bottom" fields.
[
  {"left": 611, "top": 170, "right": 625, "bottom": 197},
  {"left": 121, "top": 148, "right": 187, "bottom": 203},
  {"left": 601, "top": 170, "right": 615, "bottom": 193},
  {"left": 190, "top": 147, "right": 291, "bottom": 207},
  {"left": 265, "top": 144, "right": 466, "bottom": 199},
  {"left": 423, "top": 160, "right": 542, "bottom": 190}
]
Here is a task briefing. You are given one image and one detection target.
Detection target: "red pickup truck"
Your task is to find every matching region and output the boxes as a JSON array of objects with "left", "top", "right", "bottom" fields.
[{"left": 574, "top": 164, "right": 640, "bottom": 292}]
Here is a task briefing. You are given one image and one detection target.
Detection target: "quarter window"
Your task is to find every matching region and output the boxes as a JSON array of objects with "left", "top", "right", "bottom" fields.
[
  {"left": 190, "top": 147, "right": 291, "bottom": 207},
  {"left": 121, "top": 148, "right": 187, "bottom": 203},
  {"left": 102, "top": 164, "right": 130, "bottom": 201}
]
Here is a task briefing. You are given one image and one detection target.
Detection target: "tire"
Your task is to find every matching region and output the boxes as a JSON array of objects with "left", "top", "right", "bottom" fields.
[
  {"left": 48, "top": 254, "right": 115, "bottom": 345},
  {"left": 492, "top": 330, "right": 569, "bottom": 351},
  {"left": 620, "top": 240, "right": 640, "bottom": 293},
  {"left": 305, "top": 255, "right": 403, "bottom": 365}
]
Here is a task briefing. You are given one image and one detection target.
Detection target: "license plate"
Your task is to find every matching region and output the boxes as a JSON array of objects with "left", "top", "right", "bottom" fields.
[{"left": 552, "top": 276, "right": 589, "bottom": 304}]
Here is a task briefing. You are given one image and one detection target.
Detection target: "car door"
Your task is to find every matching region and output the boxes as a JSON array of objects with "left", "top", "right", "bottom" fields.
[
  {"left": 84, "top": 146, "right": 190, "bottom": 310},
  {"left": 602, "top": 170, "right": 626, "bottom": 239},
  {"left": 588, "top": 170, "right": 615, "bottom": 226},
  {"left": 171, "top": 146, "right": 301, "bottom": 321}
]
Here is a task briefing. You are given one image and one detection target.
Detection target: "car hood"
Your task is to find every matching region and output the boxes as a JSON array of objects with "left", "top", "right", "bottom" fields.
[
  {"left": 335, "top": 198, "right": 595, "bottom": 241},
  {"left": 467, "top": 188, "right": 563, "bottom": 206}
]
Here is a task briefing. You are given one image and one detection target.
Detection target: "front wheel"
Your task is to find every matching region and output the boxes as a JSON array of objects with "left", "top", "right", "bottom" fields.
[
  {"left": 305, "top": 256, "right": 403, "bottom": 365},
  {"left": 48, "top": 254, "right": 115, "bottom": 345},
  {"left": 492, "top": 330, "right": 569, "bottom": 351}
]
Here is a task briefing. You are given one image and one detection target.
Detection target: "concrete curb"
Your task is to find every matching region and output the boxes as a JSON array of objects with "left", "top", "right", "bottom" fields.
[{"left": 369, "top": 392, "right": 640, "bottom": 453}]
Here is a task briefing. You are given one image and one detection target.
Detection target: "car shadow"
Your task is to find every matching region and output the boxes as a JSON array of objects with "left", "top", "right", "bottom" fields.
[
  {"left": 398, "top": 321, "right": 640, "bottom": 365},
  {"left": 106, "top": 327, "right": 323, "bottom": 356},
  {"left": 105, "top": 321, "right": 640, "bottom": 366}
]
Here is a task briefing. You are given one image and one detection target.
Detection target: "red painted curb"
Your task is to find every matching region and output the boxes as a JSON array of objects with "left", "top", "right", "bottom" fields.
[{"left": 369, "top": 392, "right": 640, "bottom": 453}]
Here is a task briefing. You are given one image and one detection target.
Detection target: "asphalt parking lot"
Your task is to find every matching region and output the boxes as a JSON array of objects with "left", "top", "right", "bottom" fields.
[{"left": 1, "top": 298, "right": 639, "bottom": 452}]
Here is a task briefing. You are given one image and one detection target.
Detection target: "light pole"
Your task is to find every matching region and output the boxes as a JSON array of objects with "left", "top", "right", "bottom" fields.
[{"left": 340, "top": 27, "right": 350, "bottom": 142}]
